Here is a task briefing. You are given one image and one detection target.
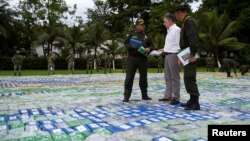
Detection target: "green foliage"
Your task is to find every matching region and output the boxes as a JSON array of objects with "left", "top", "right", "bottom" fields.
[{"left": 198, "top": 10, "right": 245, "bottom": 59}]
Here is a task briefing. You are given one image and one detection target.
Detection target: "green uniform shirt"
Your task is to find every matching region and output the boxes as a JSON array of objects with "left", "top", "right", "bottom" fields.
[{"left": 12, "top": 54, "right": 23, "bottom": 65}]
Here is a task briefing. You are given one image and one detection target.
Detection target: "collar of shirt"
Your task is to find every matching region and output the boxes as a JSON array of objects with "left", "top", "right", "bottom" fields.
[{"left": 167, "top": 24, "right": 177, "bottom": 33}]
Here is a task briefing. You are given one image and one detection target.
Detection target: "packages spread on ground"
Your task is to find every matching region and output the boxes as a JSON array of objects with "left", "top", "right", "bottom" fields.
[{"left": 0, "top": 73, "right": 250, "bottom": 140}]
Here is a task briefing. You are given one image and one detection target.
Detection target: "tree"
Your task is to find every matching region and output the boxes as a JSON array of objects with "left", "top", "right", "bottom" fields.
[
  {"left": 101, "top": 39, "right": 122, "bottom": 69},
  {"left": 0, "top": 0, "right": 19, "bottom": 56},
  {"left": 198, "top": 10, "right": 245, "bottom": 66},
  {"left": 32, "top": 27, "right": 66, "bottom": 57}
]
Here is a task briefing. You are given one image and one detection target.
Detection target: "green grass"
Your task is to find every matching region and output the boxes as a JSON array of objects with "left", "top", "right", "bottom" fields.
[{"left": 0, "top": 67, "right": 215, "bottom": 76}]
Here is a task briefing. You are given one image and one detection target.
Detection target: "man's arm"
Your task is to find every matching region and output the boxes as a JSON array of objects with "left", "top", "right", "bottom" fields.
[{"left": 185, "top": 19, "right": 199, "bottom": 57}]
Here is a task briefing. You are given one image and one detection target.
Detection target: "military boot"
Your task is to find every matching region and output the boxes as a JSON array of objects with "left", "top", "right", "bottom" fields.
[{"left": 185, "top": 96, "right": 200, "bottom": 110}]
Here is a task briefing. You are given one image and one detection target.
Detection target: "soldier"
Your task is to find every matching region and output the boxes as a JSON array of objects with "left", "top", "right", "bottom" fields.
[
  {"left": 157, "top": 55, "right": 164, "bottom": 73},
  {"left": 66, "top": 51, "right": 75, "bottom": 74},
  {"left": 222, "top": 58, "right": 239, "bottom": 77},
  {"left": 175, "top": 4, "right": 201, "bottom": 110},
  {"left": 240, "top": 64, "right": 249, "bottom": 76},
  {"left": 47, "top": 51, "right": 55, "bottom": 75},
  {"left": 12, "top": 50, "right": 23, "bottom": 76},
  {"left": 123, "top": 18, "right": 155, "bottom": 102},
  {"left": 206, "top": 53, "right": 215, "bottom": 72},
  {"left": 86, "top": 51, "right": 93, "bottom": 74},
  {"left": 104, "top": 52, "right": 112, "bottom": 74},
  {"left": 96, "top": 56, "right": 101, "bottom": 72},
  {"left": 121, "top": 53, "right": 127, "bottom": 73}
]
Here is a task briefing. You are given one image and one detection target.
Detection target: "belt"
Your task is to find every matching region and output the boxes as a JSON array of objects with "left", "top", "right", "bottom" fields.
[{"left": 165, "top": 52, "right": 177, "bottom": 55}]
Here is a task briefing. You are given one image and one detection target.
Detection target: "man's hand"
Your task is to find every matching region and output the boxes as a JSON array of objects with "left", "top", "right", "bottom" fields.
[
  {"left": 132, "top": 45, "right": 138, "bottom": 48},
  {"left": 145, "top": 48, "right": 151, "bottom": 53},
  {"left": 189, "top": 56, "right": 197, "bottom": 63}
]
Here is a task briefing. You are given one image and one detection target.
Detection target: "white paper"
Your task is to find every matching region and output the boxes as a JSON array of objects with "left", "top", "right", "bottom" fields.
[
  {"left": 177, "top": 47, "right": 199, "bottom": 66},
  {"left": 150, "top": 50, "right": 163, "bottom": 56}
]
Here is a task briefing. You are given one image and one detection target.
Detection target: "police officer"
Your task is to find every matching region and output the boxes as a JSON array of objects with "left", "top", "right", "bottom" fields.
[
  {"left": 123, "top": 18, "right": 154, "bottom": 102},
  {"left": 104, "top": 52, "right": 112, "bottom": 74},
  {"left": 175, "top": 4, "right": 200, "bottom": 110},
  {"left": 66, "top": 50, "right": 75, "bottom": 74},
  {"left": 47, "top": 51, "right": 55, "bottom": 75},
  {"left": 86, "top": 51, "right": 93, "bottom": 74},
  {"left": 12, "top": 50, "right": 23, "bottom": 76}
]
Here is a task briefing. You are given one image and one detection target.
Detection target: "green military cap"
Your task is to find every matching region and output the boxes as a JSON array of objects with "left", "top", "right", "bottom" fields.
[
  {"left": 175, "top": 4, "right": 189, "bottom": 12},
  {"left": 136, "top": 18, "right": 145, "bottom": 25}
]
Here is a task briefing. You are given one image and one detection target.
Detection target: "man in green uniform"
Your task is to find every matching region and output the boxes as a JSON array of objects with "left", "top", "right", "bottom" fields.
[
  {"left": 175, "top": 4, "right": 200, "bottom": 110},
  {"left": 222, "top": 57, "right": 239, "bottom": 77},
  {"left": 86, "top": 51, "right": 93, "bottom": 74},
  {"left": 104, "top": 52, "right": 112, "bottom": 74},
  {"left": 123, "top": 18, "right": 155, "bottom": 102},
  {"left": 12, "top": 50, "right": 23, "bottom": 76},
  {"left": 157, "top": 55, "right": 164, "bottom": 73},
  {"left": 96, "top": 56, "right": 101, "bottom": 72},
  {"left": 206, "top": 53, "right": 215, "bottom": 72},
  {"left": 66, "top": 51, "right": 75, "bottom": 74},
  {"left": 47, "top": 51, "right": 55, "bottom": 75}
]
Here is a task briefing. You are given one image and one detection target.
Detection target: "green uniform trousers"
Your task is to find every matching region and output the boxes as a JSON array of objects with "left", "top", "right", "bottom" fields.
[
  {"left": 124, "top": 56, "right": 148, "bottom": 99},
  {"left": 183, "top": 62, "right": 200, "bottom": 96}
]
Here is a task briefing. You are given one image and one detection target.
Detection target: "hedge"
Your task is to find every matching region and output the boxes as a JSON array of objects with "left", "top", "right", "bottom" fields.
[{"left": 0, "top": 56, "right": 212, "bottom": 70}]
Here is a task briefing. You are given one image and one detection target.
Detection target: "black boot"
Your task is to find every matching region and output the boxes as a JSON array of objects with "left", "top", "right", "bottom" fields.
[
  {"left": 123, "top": 94, "right": 130, "bottom": 102},
  {"left": 180, "top": 95, "right": 192, "bottom": 107},
  {"left": 185, "top": 96, "right": 200, "bottom": 110}
]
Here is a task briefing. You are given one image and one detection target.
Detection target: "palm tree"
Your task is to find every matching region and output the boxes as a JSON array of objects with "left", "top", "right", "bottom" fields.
[
  {"left": 83, "top": 22, "right": 107, "bottom": 69},
  {"left": 32, "top": 27, "right": 65, "bottom": 57},
  {"left": 101, "top": 39, "right": 122, "bottom": 69},
  {"left": 199, "top": 10, "right": 245, "bottom": 67}
]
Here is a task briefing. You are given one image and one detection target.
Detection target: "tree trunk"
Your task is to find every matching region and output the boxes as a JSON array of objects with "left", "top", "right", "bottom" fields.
[{"left": 112, "top": 59, "right": 115, "bottom": 70}]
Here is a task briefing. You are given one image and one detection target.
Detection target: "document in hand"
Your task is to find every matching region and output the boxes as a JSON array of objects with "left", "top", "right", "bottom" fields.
[
  {"left": 130, "top": 38, "right": 143, "bottom": 47},
  {"left": 138, "top": 47, "right": 148, "bottom": 56},
  {"left": 177, "top": 47, "right": 199, "bottom": 66},
  {"left": 149, "top": 50, "right": 163, "bottom": 56}
]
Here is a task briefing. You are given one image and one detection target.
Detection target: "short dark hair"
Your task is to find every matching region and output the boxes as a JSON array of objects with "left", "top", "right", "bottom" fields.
[{"left": 163, "top": 13, "right": 176, "bottom": 22}]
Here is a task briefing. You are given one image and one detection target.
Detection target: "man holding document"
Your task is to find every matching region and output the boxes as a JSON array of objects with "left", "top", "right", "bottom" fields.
[
  {"left": 175, "top": 4, "right": 200, "bottom": 110},
  {"left": 123, "top": 18, "right": 154, "bottom": 102}
]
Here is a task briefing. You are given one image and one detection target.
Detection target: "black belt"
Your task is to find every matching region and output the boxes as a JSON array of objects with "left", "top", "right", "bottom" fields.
[{"left": 165, "top": 52, "right": 177, "bottom": 55}]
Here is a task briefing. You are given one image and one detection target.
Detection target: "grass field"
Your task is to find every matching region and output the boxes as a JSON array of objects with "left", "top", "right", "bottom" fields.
[{"left": 0, "top": 67, "right": 218, "bottom": 76}]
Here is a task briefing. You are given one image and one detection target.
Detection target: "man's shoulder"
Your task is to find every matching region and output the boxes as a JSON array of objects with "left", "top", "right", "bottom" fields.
[
  {"left": 185, "top": 17, "right": 196, "bottom": 25},
  {"left": 173, "top": 24, "right": 181, "bottom": 31}
]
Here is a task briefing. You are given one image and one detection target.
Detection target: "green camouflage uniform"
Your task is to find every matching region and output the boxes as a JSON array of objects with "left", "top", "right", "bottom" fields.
[
  {"left": 96, "top": 56, "right": 101, "bottom": 72},
  {"left": 104, "top": 53, "right": 112, "bottom": 74},
  {"left": 12, "top": 52, "right": 23, "bottom": 76},
  {"left": 66, "top": 52, "right": 75, "bottom": 73},
  {"left": 157, "top": 56, "right": 164, "bottom": 73},
  {"left": 47, "top": 53, "right": 55, "bottom": 75},
  {"left": 86, "top": 53, "right": 93, "bottom": 74}
]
